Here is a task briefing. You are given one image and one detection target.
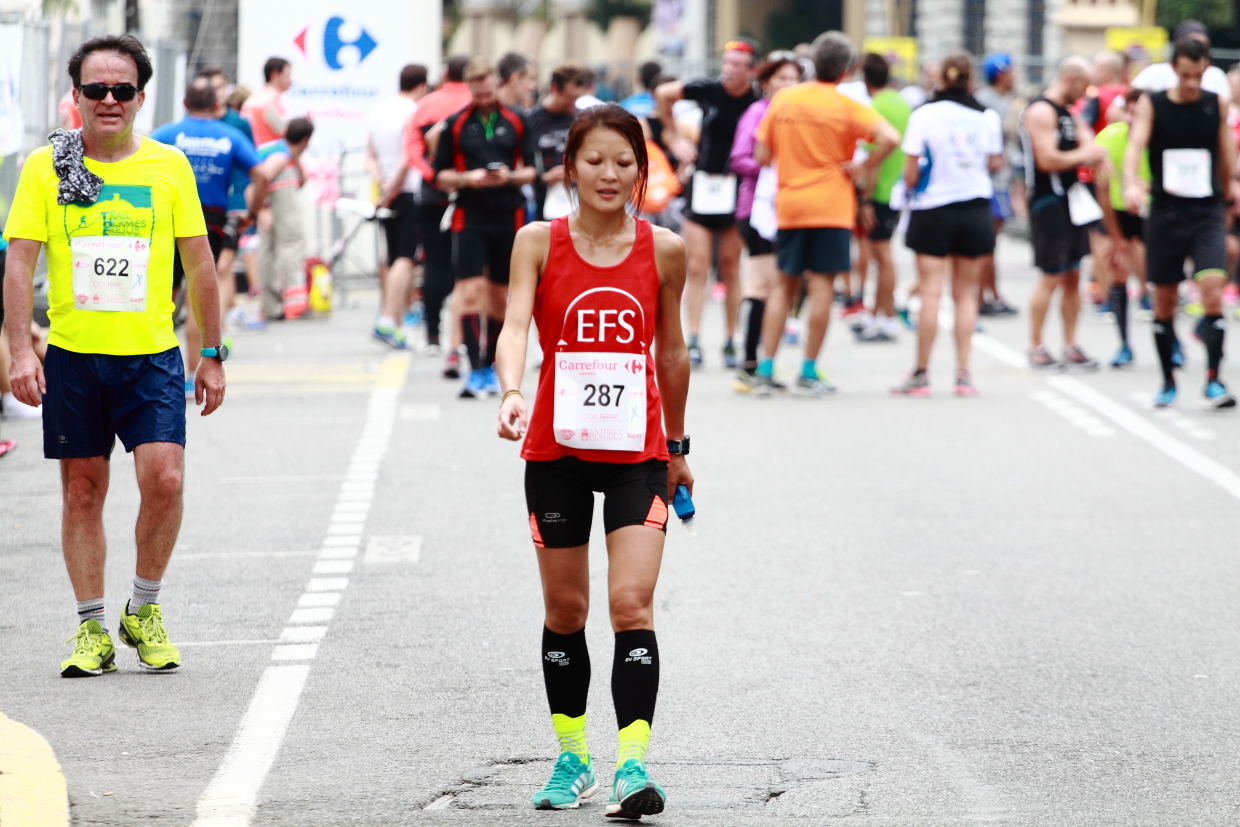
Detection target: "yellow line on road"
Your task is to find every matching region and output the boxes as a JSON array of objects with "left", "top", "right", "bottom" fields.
[
  {"left": 374, "top": 353, "right": 412, "bottom": 388},
  {"left": 0, "top": 712, "right": 68, "bottom": 827}
]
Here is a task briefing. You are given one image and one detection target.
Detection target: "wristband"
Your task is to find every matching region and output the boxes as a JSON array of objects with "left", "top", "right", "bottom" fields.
[{"left": 501, "top": 389, "right": 523, "bottom": 403}]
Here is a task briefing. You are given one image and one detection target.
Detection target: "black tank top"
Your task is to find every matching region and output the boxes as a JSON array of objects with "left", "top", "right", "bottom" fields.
[
  {"left": 1148, "top": 90, "right": 1221, "bottom": 202},
  {"left": 1021, "top": 96, "right": 1079, "bottom": 200}
]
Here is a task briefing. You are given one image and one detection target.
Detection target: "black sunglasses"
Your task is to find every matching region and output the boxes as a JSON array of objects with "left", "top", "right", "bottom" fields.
[{"left": 79, "top": 83, "right": 139, "bottom": 102}]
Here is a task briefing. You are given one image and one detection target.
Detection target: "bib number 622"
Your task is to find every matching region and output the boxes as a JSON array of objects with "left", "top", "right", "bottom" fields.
[
  {"left": 583, "top": 383, "right": 624, "bottom": 407},
  {"left": 93, "top": 257, "right": 130, "bottom": 277}
]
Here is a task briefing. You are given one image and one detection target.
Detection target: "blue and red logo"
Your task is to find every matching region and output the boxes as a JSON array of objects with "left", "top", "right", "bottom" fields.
[{"left": 293, "top": 17, "right": 378, "bottom": 70}]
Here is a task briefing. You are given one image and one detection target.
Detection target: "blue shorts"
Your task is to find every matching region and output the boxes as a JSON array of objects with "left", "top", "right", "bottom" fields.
[
  {"left": 990, "top": 191, "right": 1014, "bottom": 222},
  {"left": 43, "top": 345, "right": 186, "bottom": 459},
  {"left": 776, "top": 227, "right": 851, "bottom": 276}
]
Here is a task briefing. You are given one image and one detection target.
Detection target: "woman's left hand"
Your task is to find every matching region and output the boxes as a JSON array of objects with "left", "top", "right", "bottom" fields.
[{"left": 667, "top": 455, "right": 693, "bottom": 497}]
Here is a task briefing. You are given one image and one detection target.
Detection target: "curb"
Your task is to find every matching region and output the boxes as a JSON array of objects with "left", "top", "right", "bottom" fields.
[{"left": 0, "top": 712, "right": 69, "bottom": 827}]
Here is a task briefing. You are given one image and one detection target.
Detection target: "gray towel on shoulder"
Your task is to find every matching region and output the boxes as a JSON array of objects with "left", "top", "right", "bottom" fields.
[{"left": 49, "top": 128, "right": 104, "bottom": 206}]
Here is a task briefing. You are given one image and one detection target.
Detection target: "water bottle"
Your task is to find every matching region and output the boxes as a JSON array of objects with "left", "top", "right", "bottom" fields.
[{"left": 672, "top": 484, "right": 695, "bottom": 527}]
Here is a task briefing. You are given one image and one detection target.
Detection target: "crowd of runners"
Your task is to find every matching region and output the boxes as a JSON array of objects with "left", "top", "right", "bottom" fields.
[{"left": 3, "top": 18, "right": 1240, "bottom": 822}]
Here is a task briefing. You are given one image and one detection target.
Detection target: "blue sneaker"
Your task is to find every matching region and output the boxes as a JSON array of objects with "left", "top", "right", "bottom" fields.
[
  {"left": 1171, "top": 339, "right": 1185, "bottom": 368},
  {"left": 481, "top": 365, "right": 501, "bottom": 395},
  {"left": 1110, "top": 344, "right": 1134, "bottom": 369},
  {"left": 1204, "top": 380, "right": 1236, "bottom": 409},
  {"left": 372, "top": 324, "right": 409, "bottom": 350},
  {"left": 895, "top": 306, "right": 916, "bottom": 331},
  {"left": 531, "top": 752, "right": 598, "bottom": 810},
  {"left": 459, "top": 369, "right": 487, "bottom": 399},
  {"left": 1153, "top": 384, "right": 1177, "bottom": 408},
  {"left": 607, "top": 759, "right": 666, "bottom": 819},
  {"left": 1139, "top": 293, "right": 1152, "bottom": 313}
]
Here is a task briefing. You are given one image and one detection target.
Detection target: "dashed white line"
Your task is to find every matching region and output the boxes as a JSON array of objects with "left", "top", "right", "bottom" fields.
[
  {"left": 1030, "top": 390, "right": 1116, "bottom": 437},
  {"left": 1128, "top": 392, "right": 1218, "bottom": 440}
]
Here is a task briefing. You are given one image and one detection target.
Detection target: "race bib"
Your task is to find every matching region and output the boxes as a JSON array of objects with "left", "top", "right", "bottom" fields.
[
  {"left": 553, "top": 352, "right": 646, "bottom": 451},
  {"left": 690, "top": 171, "right": 737, "bottom": 215},
  {"left": 543, "top": 182, "right": 574, "bottom": 219},
  {"left": 750, "top": 166, "right": 778, "bottom": 242},
  {"left": 71, "top": 236, "right": 149, "bottom": 312},
  {"left": 1066, "top": 182, "right": 1103, "bottom": 227},
  {"left": 1162, "top": 148, "right": 1212, "bottom": 198}
]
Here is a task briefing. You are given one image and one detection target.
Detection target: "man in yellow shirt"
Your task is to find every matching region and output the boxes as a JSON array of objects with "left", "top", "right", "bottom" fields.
[
  {"left": 2, "top": 34, "right": 226, "bottom": 677},
  {"left": 753, "top": 31, "right": 899, "bottom": 395}
]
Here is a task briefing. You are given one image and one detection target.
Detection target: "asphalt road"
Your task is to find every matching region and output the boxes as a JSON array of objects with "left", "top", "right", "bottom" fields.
[{"left": 2, "top": 234, "right": 1239, "bottom": 826}]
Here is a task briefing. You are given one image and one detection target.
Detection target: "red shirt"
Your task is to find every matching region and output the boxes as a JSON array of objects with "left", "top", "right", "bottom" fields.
[
  {"left": 521, "top": 217, "right": 670, "bottom": 464},
  {"left": 403, "top": 81, "right": 473, "bottom": 184}
]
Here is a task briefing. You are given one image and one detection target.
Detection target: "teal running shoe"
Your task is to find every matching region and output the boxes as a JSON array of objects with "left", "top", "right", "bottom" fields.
[
  {"left": 531, "top": 752, "right": 598, "bottom": 810},
  {"left": 1153, "top": 383, "right": 1178, "bottom": 408},
  {"left": 606, "top": 759, "right": 666, "bottom": 819},
  {"left": 1204, "top": 380, "right": 1236, "bottom": 409}
]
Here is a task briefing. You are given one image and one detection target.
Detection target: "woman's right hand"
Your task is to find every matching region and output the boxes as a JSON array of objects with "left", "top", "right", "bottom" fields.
[{"left": 498, "top": 394, "right": 528, "bottom": 441}]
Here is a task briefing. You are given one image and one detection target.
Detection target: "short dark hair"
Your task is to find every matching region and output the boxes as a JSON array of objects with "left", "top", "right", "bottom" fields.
[
  {"left": 756, "top": 57, "right": 797, "bottom": 86},
  {"left": 184, "top": 78, "right": 217, "bottom": 111},
  {"left": 577, "top": 66, "right": 597, "bottom": 88},
  {"left": 498, "top": 52, "right": 531, "bottom": 84},
  {"left": 196, "top": 66, "right": 227, "bottom": 82},
  {"left": 811, "top": 31, "right": 854, "bottom": 83},
  {"left": 264, "top": 57, "right": 290, "bottom": 82},
  {"left": 1172, "top": 19, "right": 1209, "bottom": 41},
  {"left": 69, "top": 34, "right": 154, "bottom": 90},
  {"left": 862, "top": 52, "right": 889, "bottom": 89},
  {"left": 400, "top": 64, "right": 428, "bottom": 92},
  {"left": 445, "top": 55, "right": 469, "bottom": 83},
  {"left": 1172, "top": 36, "right": 1210, "bottom": 65},
  {"left": 550, "top": 64, "right": 584, "bottom": 91},
  {"left": 638, "top": 60, "right": 662, "bottom": 90},
  {"left": 286, "top": 117, "right": 314, "bottom": 145}
]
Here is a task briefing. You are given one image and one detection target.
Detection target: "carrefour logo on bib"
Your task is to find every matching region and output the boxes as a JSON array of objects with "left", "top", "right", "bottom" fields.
[{"left": 293, "top": 16, "right": 378, "bottom": 71}]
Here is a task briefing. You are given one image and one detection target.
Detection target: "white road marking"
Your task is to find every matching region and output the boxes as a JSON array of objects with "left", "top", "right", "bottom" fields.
[
  {"left": 1029, "top": 391, "right": 1116, "bottom": 437},
  {"left": 178, "top": 640, "right": 280, "bottom": 647},
  {"left": 312, "top": 560, "right": 354, "bottom": 574},
  {"left": 177, "top": 551, "right": 316, "bottom": 561},
  {"left": 400, "top": 403, "right": 441, "bottom": 421},
  {"left": 970, "top": 332, "right": 1029, "bottom": 370},
  {"left": 219, "top": 475, "right": 344, "bottom": 484},
  {"left": 192, "top": 665, "right": 310, "bottom": 826},
  {"left": 193, "top": 356, "right": 409, "bottom": 827},
  {"left": 364, "top": 535, "right": 423, "bottom": 564},
  {"left": 1128, "top": 393, "right": 1218, "bottom": 440},
  {"left": 424, "top": 795, "right": 455, "bottom": 810}
]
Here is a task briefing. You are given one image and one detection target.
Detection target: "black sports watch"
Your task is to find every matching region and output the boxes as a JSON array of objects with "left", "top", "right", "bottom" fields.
[
  {"left": 200, "top": 344, "right": 230, "bottom": 362},
  {"left": 667, "top": 435, "right": 690, "bottom": 456}
]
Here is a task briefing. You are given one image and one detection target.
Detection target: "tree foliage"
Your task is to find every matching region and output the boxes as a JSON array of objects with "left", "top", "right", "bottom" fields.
[
  {"left": 764, "top": 0, "right": 842, "bottom": 51},
  {"left": 590, "top": 0, "right": 652, "bottom": 31},
  {"left": 1157, "top": 0, "right": 1232, "bottom": 31}
]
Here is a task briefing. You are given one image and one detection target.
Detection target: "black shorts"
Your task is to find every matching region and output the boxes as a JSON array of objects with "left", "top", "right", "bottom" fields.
[
  {"left": 868, "top": 201, "right": 900, "bottom": 242},
  {"left": 381, "top": 192, "right": 419, "bottom": 265},
  {"left": 525, "top": 456, "right": 670, "bottom": 549},
  {"left": 0, "top": 247, "right": 6, "bottom": 328},
  {"left": 1145, "top": 198, "right": 1227, "bottom": 285},
  {"left": 42, "top": 345, "right": 186, "bottom": 459},
  {"left": 739, "top": 220, "right": 775, "bottom": 257},
  {"left": 1116, "top": 210, "right": 1144, "bottom": 240},
  {"left": 419, "top": 200, "right": 453, "bottom": 281},
  {"left": 453, "top": 221, "right": 517, "bottom": 285},
  {"left": 776, "top": 227, "right": 851, "bottom": 275},
  {"left": 682, "top": 176, "right": 736, "bottom": 232},
  {"left": 172, "top": 209, "right": 226, "bottom": 292},
  {"left": 905, "top": 198, "right": 995, "bottom": 258},
  {"left": 220, "top": 213, "right": 242, "bottom": 252},
  {"left": 1029, "top": 195, "right": 1090, "bottom": 274}
]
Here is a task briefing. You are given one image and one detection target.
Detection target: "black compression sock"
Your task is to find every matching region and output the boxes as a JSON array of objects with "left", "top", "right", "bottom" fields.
[
  {"left": 1202, "top": 314, "right": 1225, "bottom": 381},
  {"left": 1153, "top": 317, "right": 1176, "bottom": 385},
  {"left": 483, "top": 316, "right": 504, "bottom": 368},
  {"left": 542, "top": 626, "right": 591, "bottom": 718},
  {"left": 1108, "top": 284, "right": 1129, "bottom": 346},
  {"left": 612, "top": 629, "right": 659, "bottom": 730},
  {"left": 461, "top": 314, "right": 482, "bottom": 370},
  {"left": 743, "top": 298, "right": 765, "bottom": 366}
]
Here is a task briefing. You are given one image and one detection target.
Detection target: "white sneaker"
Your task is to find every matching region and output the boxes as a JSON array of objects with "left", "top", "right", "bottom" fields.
[{"left": 1, "top": 392, "right": 42, "bottom": 419}]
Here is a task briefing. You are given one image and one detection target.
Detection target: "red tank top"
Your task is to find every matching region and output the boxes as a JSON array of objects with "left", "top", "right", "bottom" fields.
[{"left": 521, "top": 217, "right": 669, "bottom": 463}]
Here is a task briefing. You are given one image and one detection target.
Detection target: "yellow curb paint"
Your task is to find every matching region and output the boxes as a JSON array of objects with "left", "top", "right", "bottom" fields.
[
  {"left": 0, "top": 713, "right": 69, "bottom": 827},
  {"left": 374, "top": 354, "right": 412, "bottom": 389}
]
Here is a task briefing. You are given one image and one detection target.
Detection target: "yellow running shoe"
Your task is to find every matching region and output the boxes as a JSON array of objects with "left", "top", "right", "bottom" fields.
[
  {"left": 61, "top": 619, "right": 116, "bottom": 677},
  {"left": 119, "top": 601, "right": 181, "bottom": 671}
]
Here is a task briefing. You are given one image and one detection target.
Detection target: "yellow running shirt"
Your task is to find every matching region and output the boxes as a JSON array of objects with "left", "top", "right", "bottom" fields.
[{"left": 3, "top": 137, "right": 206, "bottom": 355}]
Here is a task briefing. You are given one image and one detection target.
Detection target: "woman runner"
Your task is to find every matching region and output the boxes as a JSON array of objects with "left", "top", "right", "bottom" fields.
[{"left": 495, "top": 103, "right": 692, "bottom": 818}]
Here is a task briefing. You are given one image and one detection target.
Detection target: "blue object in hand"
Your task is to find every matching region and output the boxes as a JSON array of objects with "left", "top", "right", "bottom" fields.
[{"left": 672, "top": 484, "right": 695, "bottom": 522}]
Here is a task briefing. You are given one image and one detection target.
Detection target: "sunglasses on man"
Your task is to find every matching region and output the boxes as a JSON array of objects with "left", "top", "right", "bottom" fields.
[{"left": 78, "top": 83, "right": 139, "bottom": 102}]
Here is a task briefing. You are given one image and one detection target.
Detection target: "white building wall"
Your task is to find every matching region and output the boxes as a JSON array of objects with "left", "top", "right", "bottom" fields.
[
  {"left": 916, "top": 0, "right": 964, "bottom": 60},
  {"left": 984, "top": 0, "right": 1026, "bottom": 64}
]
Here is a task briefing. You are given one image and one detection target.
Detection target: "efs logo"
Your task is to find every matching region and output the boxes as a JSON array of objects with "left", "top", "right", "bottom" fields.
[{"left": 293, "top": 17, "right": 378, "bottom": 71}]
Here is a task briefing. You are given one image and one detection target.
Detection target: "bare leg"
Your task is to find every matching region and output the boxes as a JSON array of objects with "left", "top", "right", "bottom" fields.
[
  {"left": 803, "top": 273, "right": 835, "bottom": 362},
  {"left": 1061, "top": 267, "right": 1082, "bottom": 347},
  {"left": 215, "top": 249, "right": 237, "bottom": 330},
  {"left": 717, "top": 226, "right": 744, "bottom": 342},
  {"left": 133, "top": 442, "right": 185, "bottom": 582},
  {"left": 853, "top": 235, "right": 871, "bottom": 305},
  {"left": 60, "top": 457, "right": 111, "bottom": 601},
  {"left": 761, "top": 274, "right": 800, "bottom": 361},
  {"left": 681, "top": 220, "right": 713, "bottom": 339},
  {"left": 1029, "top": 274, "right": 1062, "bottom": 349},
  {"left": 605, "top": 525, "right": 664, "bottom": 632},
  {"left": 382, "top": 256, "right": 416, "bottom": 322},
  {"left": 537, "top": 545, "right": 590, "bottom": 634},
  {"left": 950, "top": 256, "right": 983, "bottom": 372},
  {"left": 914, "top": 255, "right": 946, "bottom": 371},
  {"left": 872, "top": 240, "right": 896, "bottom": 317}
]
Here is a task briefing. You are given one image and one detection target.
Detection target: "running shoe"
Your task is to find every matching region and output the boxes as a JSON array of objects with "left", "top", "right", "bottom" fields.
[
  {"left": 184, "top": 377, "right": 195, "bottom": 400},
  {"left": 459, "top": 369, "right": 487, "bottom": 399},
  {"left": 895, "top": 306, "right": 916, "bottom": 330},
  {"left": 954, "top": 373, "right": 980, "bottom": 397},
  {"left": 403, "top": 303, "right": 425, "bottom": 329},
  {"left": 606, "top": 759, "right": 666, "bottom": 819},
  {"left": 980, "top": 298, "right": 1018, "bottom": 317},
  {"left": 1171, "top": 339, "right": 1186, "bottom": 368},
  {"left": 118, "top": 602, "right": 180, "bottom": 671},
  {"left": 794, "top": 373, "right": 837, "bottom": 397},
  {"left": 687, "top": 342, "right": 704, "bottom": 368},
  {"left": 481, "top": 365, "right": 501, "bottom": 395},
  {"left": 750, "top": 375, "right": 787, "bottom": 397},
  {"left": 1110, "top": 344, "right": 1134, "bottom": 369},
  {"left": 841, "top": 301, "right": 867, "bottom": 322},
  {"left": 531, "top": 752, "right": 598, "bottom": 810},
  {"left": 1138, "top": 293, "right": 1153, "bottom": 320},
  {"left": 1062, "top": 345, "right": 1099, "bottom": 373},
  {"left": 61, "top": 619, "right": 116, "bottom": 678},
  {"left": 722, "top": 341, "right": 741, "bottom": 369},
  {"left": 442, "top": 350, "right": 461, "bottom": 379},
  {"left": 1153, "top": 383, "right": 1178, "bottom": 408},
  {"left": 1028, "top": 346, "right": 1060, "bottom": 371},
  {"left": 245, "top": 317, "right": 268, "bottom": 332},
  {"left": 856, "top": 320, "right": 896, "bottom": 342},
  {"left": 0, "top": 439, "right": 16, "bottom": 458},
  {"left": 1204, "top": 380, "right": 1237, "bottom": 409},
  {"left": 732, "top": 368, "right": 758, "bottom": 394},
  {"left": 978, "top": 300, "right": 999, "bottom": 317},
  {"left": 372, "top": 323, "right": 409, "bottom": 350},
  {"left": 891, "top": 371, "right": 931, "bottom": 397},
  {"left": 783, "top": 319, "right": 801, "bottom": 344},
  {"left": 423, "top": 342, "right": 442, "bottom": 357}
]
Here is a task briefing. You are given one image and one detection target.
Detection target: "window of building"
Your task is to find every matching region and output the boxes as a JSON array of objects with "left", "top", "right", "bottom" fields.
[{"left": 963, "top": 0, "right": 986, "bottom": 56}]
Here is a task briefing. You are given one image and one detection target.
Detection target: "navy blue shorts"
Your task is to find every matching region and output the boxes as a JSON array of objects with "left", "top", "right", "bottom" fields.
[
  {"left": 43, "top": 345, "right": 186, "bottom": 459},
  {"left": 776, "top": 227, "right": 851, "bottom": 276}
]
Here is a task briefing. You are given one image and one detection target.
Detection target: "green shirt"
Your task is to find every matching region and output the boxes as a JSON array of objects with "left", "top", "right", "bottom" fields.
[
  {"left": 870, "top": 88, "right": 912, "bottom": 205},
  {"left": 1094, "top": 121, "right": 1150, "bottom": 213}
]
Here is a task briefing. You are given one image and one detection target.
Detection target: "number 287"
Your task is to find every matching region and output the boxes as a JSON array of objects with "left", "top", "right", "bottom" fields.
[{"left": 583, "top": 384, "right": 624, "bottom": 407}]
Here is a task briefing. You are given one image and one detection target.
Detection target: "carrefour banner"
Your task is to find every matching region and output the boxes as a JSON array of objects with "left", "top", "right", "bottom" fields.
[{"left": 239, "top": 0, "right": 439, "bottom": 154}]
